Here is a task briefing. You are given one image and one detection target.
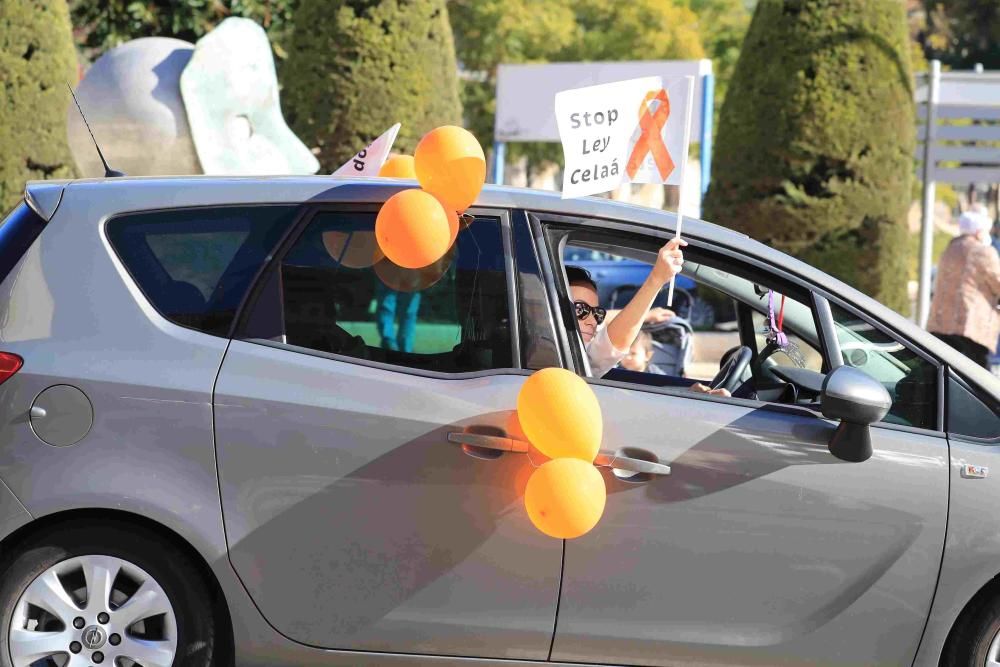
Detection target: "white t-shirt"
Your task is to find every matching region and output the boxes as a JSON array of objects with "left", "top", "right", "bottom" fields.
[{"left": 585, "top": 322, "right": 628, "bottom": 377}]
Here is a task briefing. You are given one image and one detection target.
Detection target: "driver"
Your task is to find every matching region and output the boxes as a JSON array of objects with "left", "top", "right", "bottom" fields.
[{"left": 567, "top": 239, "right": 730, "bottom": 397}]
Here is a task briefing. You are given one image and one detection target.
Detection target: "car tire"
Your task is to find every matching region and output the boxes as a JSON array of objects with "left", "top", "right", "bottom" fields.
[
  {"left": 942, "top": 587, "right": 1000, "bottom": 667},
  {"left": 0, "top": 520, "right": 217, "bottom": 667}
]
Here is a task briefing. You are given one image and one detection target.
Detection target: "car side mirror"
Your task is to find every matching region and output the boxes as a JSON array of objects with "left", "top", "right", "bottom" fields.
[{"left": 820, "top": 366, "right": 892, "bottom": 463}]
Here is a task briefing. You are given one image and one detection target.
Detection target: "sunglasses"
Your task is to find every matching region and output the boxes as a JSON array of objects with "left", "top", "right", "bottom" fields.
[{"left": 573, "top": 300, "right": 607, "bottom": 325}]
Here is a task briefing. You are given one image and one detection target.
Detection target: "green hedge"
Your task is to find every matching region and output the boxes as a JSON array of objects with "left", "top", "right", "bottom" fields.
[
  {"left": 0, "top": 0, "right": 78, "bottom": 212},
  {"left": 282, "top": 0, "right": 462, "bottom": 172},
  {"left": 704, "top": 0, "right": 915, "bottom": 312}
]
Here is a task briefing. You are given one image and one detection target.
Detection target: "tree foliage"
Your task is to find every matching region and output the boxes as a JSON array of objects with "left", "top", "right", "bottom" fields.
[
  {"left": 69, "top": 0, "right": 298, "bottom": 64},
  {"left": 448, "top": 0, "right": 706, "bottom": 166},
  {"left": 1, "top": 0, "right": 78, "bottom": 212},
  {"left": 917, "top": 0, "right": 1000, "bottom": 70},
  {"left": 704, "top": 0, "right": 916, "bottom": 312},
  {"left": 690, "top": 0, "right": 755, "bottom": 123},
  {"left": 282, "top": 0, "right": 462, "bottom": 171}
]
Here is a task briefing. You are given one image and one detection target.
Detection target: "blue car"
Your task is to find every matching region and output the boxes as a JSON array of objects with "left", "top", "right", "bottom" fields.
[{"left": 562, "top": 247, "right": 715, "bottom": 328}]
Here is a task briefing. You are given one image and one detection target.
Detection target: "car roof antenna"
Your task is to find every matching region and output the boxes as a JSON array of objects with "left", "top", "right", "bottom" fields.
[{"left": 66, "top": 83, "right": 125, "bottom": 178}]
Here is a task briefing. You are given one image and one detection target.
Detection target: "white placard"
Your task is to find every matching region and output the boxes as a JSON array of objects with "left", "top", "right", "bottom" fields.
[
  {"left": 332, "top": 123, "right": 401, "bottom": 176},
  {"left": 555, "top": 77, "right": 693, "bottom": 199}
]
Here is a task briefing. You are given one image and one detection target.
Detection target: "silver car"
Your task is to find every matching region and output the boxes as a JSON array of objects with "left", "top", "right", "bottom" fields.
[{"left": 0, "top": 176, "right": 997, "bottom": 667}]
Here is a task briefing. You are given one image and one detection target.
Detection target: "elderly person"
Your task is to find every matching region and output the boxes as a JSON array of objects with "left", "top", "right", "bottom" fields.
[{"left": 927, "top": 208, "right": 1000, "bottom": 368}]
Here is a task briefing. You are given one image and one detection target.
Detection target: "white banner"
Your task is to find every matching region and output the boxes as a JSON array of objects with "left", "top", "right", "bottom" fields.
[
  {"left": 496, "top": 60, "right": 711, "bottom": 142},
  {"left": 555, "top": 77, "right": 693, "bottom": 198},
  {"left": 332, "top": 123, "right": 401, "bottom": 176}
]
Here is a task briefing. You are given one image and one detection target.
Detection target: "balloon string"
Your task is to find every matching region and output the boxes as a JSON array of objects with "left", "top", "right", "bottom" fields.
[
  {"left": 337, "top": 230, "right": 352, "bottom": 266},
  {"left": 777, "top": 294, "right": 785, "bottom": 332},
  {"left": 460, "top": 217, "right": 482, "bottom": 345}
]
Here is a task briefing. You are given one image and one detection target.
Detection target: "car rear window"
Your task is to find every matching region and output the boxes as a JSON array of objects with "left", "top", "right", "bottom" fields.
[
  {"left": 107, "top": 206, "right": 299, "bottom": 337},
  {"left": 0, "top": 201, "right": 48, "bottom": 287}
]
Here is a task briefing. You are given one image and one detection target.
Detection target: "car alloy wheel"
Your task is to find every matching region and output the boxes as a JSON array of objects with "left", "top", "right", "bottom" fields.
[
  {"left": 8, "top": 554, "right": 177, "bottom": 667},
  {"left": 987, "top": 624, "right": 1000, "bottom": 667}
]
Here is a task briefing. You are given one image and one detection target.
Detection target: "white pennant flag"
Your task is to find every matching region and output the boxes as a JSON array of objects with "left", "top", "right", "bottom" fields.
[{"left": 332, "top": 123, "right": 401, "bottom": 176}]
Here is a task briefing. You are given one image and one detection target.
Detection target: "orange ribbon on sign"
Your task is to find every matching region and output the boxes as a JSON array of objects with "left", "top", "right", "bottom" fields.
[{"left": 626, "top": 89, "right": 675, "bottom": 181}]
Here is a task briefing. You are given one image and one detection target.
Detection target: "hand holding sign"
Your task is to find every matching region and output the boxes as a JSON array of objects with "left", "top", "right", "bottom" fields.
[{"left": 648, "top": 237, "right": 687, "bottom": 288}]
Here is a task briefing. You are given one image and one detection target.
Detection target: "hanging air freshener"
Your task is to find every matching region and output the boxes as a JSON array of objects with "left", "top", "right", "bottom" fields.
[
  {"left": 765, "top": 290, "right": 788, "bottom": 348},
  {"left": 764, "top": 290, "right": 808, "bottom": 368}
]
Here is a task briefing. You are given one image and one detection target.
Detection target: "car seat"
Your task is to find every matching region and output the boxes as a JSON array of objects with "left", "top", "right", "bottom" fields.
[
  {"left": 643, "top": 316, "right": 694, "bottom": 377},
  {"left": 608, "top": 284, "right": 694, "bottom": 377}
]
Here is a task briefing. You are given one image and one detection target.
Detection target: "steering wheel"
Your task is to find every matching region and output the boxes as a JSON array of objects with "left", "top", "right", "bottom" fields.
[{"left": 710, "top": 345, "right": 752, "bottom": 393}]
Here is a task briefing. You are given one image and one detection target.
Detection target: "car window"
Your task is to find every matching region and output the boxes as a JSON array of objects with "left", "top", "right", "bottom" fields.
[
  {"left": 830, "top": 302, "right": 938, "bottom": 430},
  {"left": 241, "top": 209, "right": 513, "bottom": 374},
  {"left": 947, "top": 374, "right": 1000, "bottom": 441},
  {"left": 107, "top": 206, "right": 298, "bottom": 336}
]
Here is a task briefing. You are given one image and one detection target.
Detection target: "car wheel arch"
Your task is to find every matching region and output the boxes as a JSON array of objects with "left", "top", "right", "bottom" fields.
[
  {"left": 939, "top": 570, "right": 1000, "bottom": 666},
  {"left": 0, "top": 507, "right": 235, "bottom": 667}
]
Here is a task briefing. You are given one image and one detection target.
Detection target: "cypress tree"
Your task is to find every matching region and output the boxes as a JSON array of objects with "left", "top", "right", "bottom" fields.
[
  {"left": 0, "top": 0, "right": 78, "bottom": 212},
  {"left": 703, "top": 0, "right": 915, "bottom": 312},
  {"left": 282, "top": 0, "right": 463, "bottom": 171}
]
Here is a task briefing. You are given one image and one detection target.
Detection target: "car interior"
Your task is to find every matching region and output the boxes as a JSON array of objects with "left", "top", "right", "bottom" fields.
[
  {"left": 559, "top": 234, "right": 843, "bottom": 410},
  {"left": 555, "top": 229, "right": 941, "bottom": 431},
  {"left": 242, "top": 211, "right": 513, "bottom": 374}
]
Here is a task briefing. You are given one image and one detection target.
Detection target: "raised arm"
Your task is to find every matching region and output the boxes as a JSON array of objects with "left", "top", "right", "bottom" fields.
[{"left": 606, "top": 238, "right": 686, "bottom": 351}]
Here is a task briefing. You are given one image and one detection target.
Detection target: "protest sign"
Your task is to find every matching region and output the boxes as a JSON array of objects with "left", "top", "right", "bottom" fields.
[
  {"left": 555, "top": 77, "right": 693, "bottom": 198},
  {"left": 555, "top": 77, "right": 660, "bottom": 199},
  {"left": 557, "top": 76, "right": 695, "bottom": 305},
  {"left": 332, "top": 123, "right": 401, "bottom": 176},
  {"left": 625, "top": 77, "right": 693, "bottom": 186}
]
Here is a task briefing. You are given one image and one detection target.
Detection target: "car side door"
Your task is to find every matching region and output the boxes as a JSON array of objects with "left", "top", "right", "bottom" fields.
[
  {"left": 212, "top": 204, "right": 563, "bottom": 659},
  {"left": 534, "top": 215, "right": 949, "bottom": 667}
]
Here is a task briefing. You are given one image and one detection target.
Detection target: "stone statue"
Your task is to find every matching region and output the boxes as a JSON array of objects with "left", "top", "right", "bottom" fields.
[{"left": 67, "top": 18, "right": 318, "bottom": 177}]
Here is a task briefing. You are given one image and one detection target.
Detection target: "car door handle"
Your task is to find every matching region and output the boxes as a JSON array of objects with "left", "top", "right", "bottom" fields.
[
  {"left": 447, "top": 432, "right": 530, "bottom": 453},
  {"left": 449, "top": 432, "right": 670, "bottom": 475},
  {"left": 594, "top": 452, "right": 671, "bottom": 476}
]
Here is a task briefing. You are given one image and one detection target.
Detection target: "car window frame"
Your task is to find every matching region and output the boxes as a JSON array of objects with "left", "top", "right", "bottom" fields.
[
  {"left": 528, "top": 210, "right": 946, "bottom": 436},
  {"left": 104, "top": 202, "right": 306, "bottom": 339},
  {"left": 819, "top": 296, "right": 945, "bottom": 435},
  {"left": 512, "top": 209, "right": 565, "bottom": 370},
  {"left": 230, "top": 201, "right": 526, "bottom": 380}
]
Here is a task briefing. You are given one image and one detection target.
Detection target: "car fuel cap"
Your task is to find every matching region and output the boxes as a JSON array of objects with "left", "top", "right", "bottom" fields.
[{"left": 29, "top": 385, "right": 93, "bottom": 447}]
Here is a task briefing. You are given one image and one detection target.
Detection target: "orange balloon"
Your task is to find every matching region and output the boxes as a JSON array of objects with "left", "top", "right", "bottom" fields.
[
  {"left": 517, "top": 368, "right": 602, "bottom": 462},
  {"left": 524, "top": 458, "right": 606, "bottom": 539},
  {"left": 376, "top": 189, "right": 459, "bottom": 269},
  {"left": 414, "top": 125, "right": 486, "bottom": 213},
  {"left": 378, "top": 155, "right": 417, "bottom": 179},
  {"left": 322, "top": 230, "right": 384, "bottom": 269}
]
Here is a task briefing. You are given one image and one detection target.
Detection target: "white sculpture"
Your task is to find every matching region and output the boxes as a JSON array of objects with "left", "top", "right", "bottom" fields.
[
  {"left": 180, "top": 18, "right": 318, "bottom": 175},
  {"left": 67, "top": 37, "right": 201, "bottom": 177},
  {"left": 67, "top": 19, "right": 319, "bottom": 177}
]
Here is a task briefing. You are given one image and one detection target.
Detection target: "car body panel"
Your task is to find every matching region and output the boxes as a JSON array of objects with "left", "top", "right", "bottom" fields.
[
  {"left": 549, "top": 382, "right": 948, "bottom": 666},
  {"left": 0, "top": 475, "right": 31, "bottom": 541},
  {"left": 912, "top": 434, "right": 1000, "bottom": 667},
  {"left": 0, "top": 183, "right": 230, "bottom": 567},
  {"left": 214, "top": 340, "right": 562, "bottom": 658}
]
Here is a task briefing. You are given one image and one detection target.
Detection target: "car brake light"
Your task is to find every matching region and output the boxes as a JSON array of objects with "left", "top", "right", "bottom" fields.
[{"left": 0, "top": 353, "right": 23, "bottom": 385}]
